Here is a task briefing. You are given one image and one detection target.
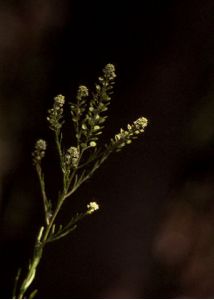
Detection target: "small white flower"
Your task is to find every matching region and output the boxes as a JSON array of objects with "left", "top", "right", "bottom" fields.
[
  {"left": 87, "top": 202, "right": 99, "bottom": 214},
  {"left": 134, "top": 117, "right": 148, "bottom": 130},
  {"left": 36, "top": 139, "right": 47, "bottom": 151},
  {"left": 54, "top": 94, "right": 65, "bottom": 107},
  {"left": 103, "top": 63, "right": 116, "bottom": 80},
  {"left": 89, "top": 141, "right": 97, "bottom": 147},
  {"left": 78, "top": 85, "right": 89, "bottom": 98}
]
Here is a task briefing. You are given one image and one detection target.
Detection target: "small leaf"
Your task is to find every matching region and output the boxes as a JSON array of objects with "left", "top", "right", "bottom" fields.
[{"left": 29, "top": 289, "right": 38, "bottom": 299}]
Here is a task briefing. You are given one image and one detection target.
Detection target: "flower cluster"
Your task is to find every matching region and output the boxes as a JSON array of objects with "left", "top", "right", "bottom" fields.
[
  {"left": 77, "top": 85, "right": 89, "bottom": 98},
  {"left": 87, "top": 202, "right": 99, "bottom": 214},
  {"left": 77, "top": 64, "right": 116, "bottom": 149},
  {"left": 110, "top": 117, "right": 148, "bottom": 151},
  {"left": 64, "top": 146, "right": 80, "bottom": 169},
  {"left": 47, "top": 94, "right": 65, "bottom": 131},
  {"left": 70, "top": 85, "right": 89, "bottom": 143},
  {"left": 32, "top": 139, "right": 47, "bottom": 165},
  {"left": 102, "top": 63, "right": 116, "bottom": 81}
]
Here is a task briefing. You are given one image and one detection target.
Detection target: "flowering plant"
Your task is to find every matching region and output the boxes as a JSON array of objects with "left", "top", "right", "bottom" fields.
[{"left": 13, "top": 64, "right": 148, "bottom": 298}]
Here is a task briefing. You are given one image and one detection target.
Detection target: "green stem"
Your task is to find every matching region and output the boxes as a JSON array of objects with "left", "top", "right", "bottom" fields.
[
  {"left": 42, "top": 194, "right": 65, "bottom": 242},
  {"left": 55, "top": 130, "right": 63, "bottom": 160},
  {"left": 36, "top": 165, "right": 50, "bottom": 225},
  {"left": 15, "top": 193, "right": 66, "bottom": 299},
  {"left": 12, "top": 269, "right": 21, "bottom": 299},
  {"left": 16, "top": 228, "right": 44, "bottom": 299}
]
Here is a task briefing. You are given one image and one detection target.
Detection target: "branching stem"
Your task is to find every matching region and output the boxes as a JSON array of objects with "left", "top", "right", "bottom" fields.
[{"left": 13, "top": 63, "right": 148, "bottom": 298}]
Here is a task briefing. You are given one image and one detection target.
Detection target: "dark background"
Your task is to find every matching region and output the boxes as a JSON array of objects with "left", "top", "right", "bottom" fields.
[{"left": 0, "top": 0, "right": 214, "bottom": 298}]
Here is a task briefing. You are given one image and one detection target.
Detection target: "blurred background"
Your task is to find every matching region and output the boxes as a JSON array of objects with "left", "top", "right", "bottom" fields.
[{"left": 0, "top": 0, "right": 213, "bottom": 298}]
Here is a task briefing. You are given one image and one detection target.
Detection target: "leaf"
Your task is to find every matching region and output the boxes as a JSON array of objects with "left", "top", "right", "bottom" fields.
[
  {"left": 29, "top": 289, "right": 38, "bottom": 299},
  {"left": 48, "top": 225, "right": 77, "bottom": 242}
]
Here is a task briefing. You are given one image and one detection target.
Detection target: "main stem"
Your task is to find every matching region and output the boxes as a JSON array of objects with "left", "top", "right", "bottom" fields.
[{"left": 16, "top": 194, "right": 66, "bottom": 299}]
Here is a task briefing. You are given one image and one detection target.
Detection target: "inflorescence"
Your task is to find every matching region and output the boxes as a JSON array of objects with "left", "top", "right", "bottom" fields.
[
  {"left": 47, "top": 94, "right": 65, "bottom": 131},
  {"left": 17, "top": 63, "right": 149, "bottom": 299},
  {"left": 110, "top": 116, "right": 148, "bottom": 151},
  {"left": 32, "top": 139, "right": 47, "bottom": 165}
]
